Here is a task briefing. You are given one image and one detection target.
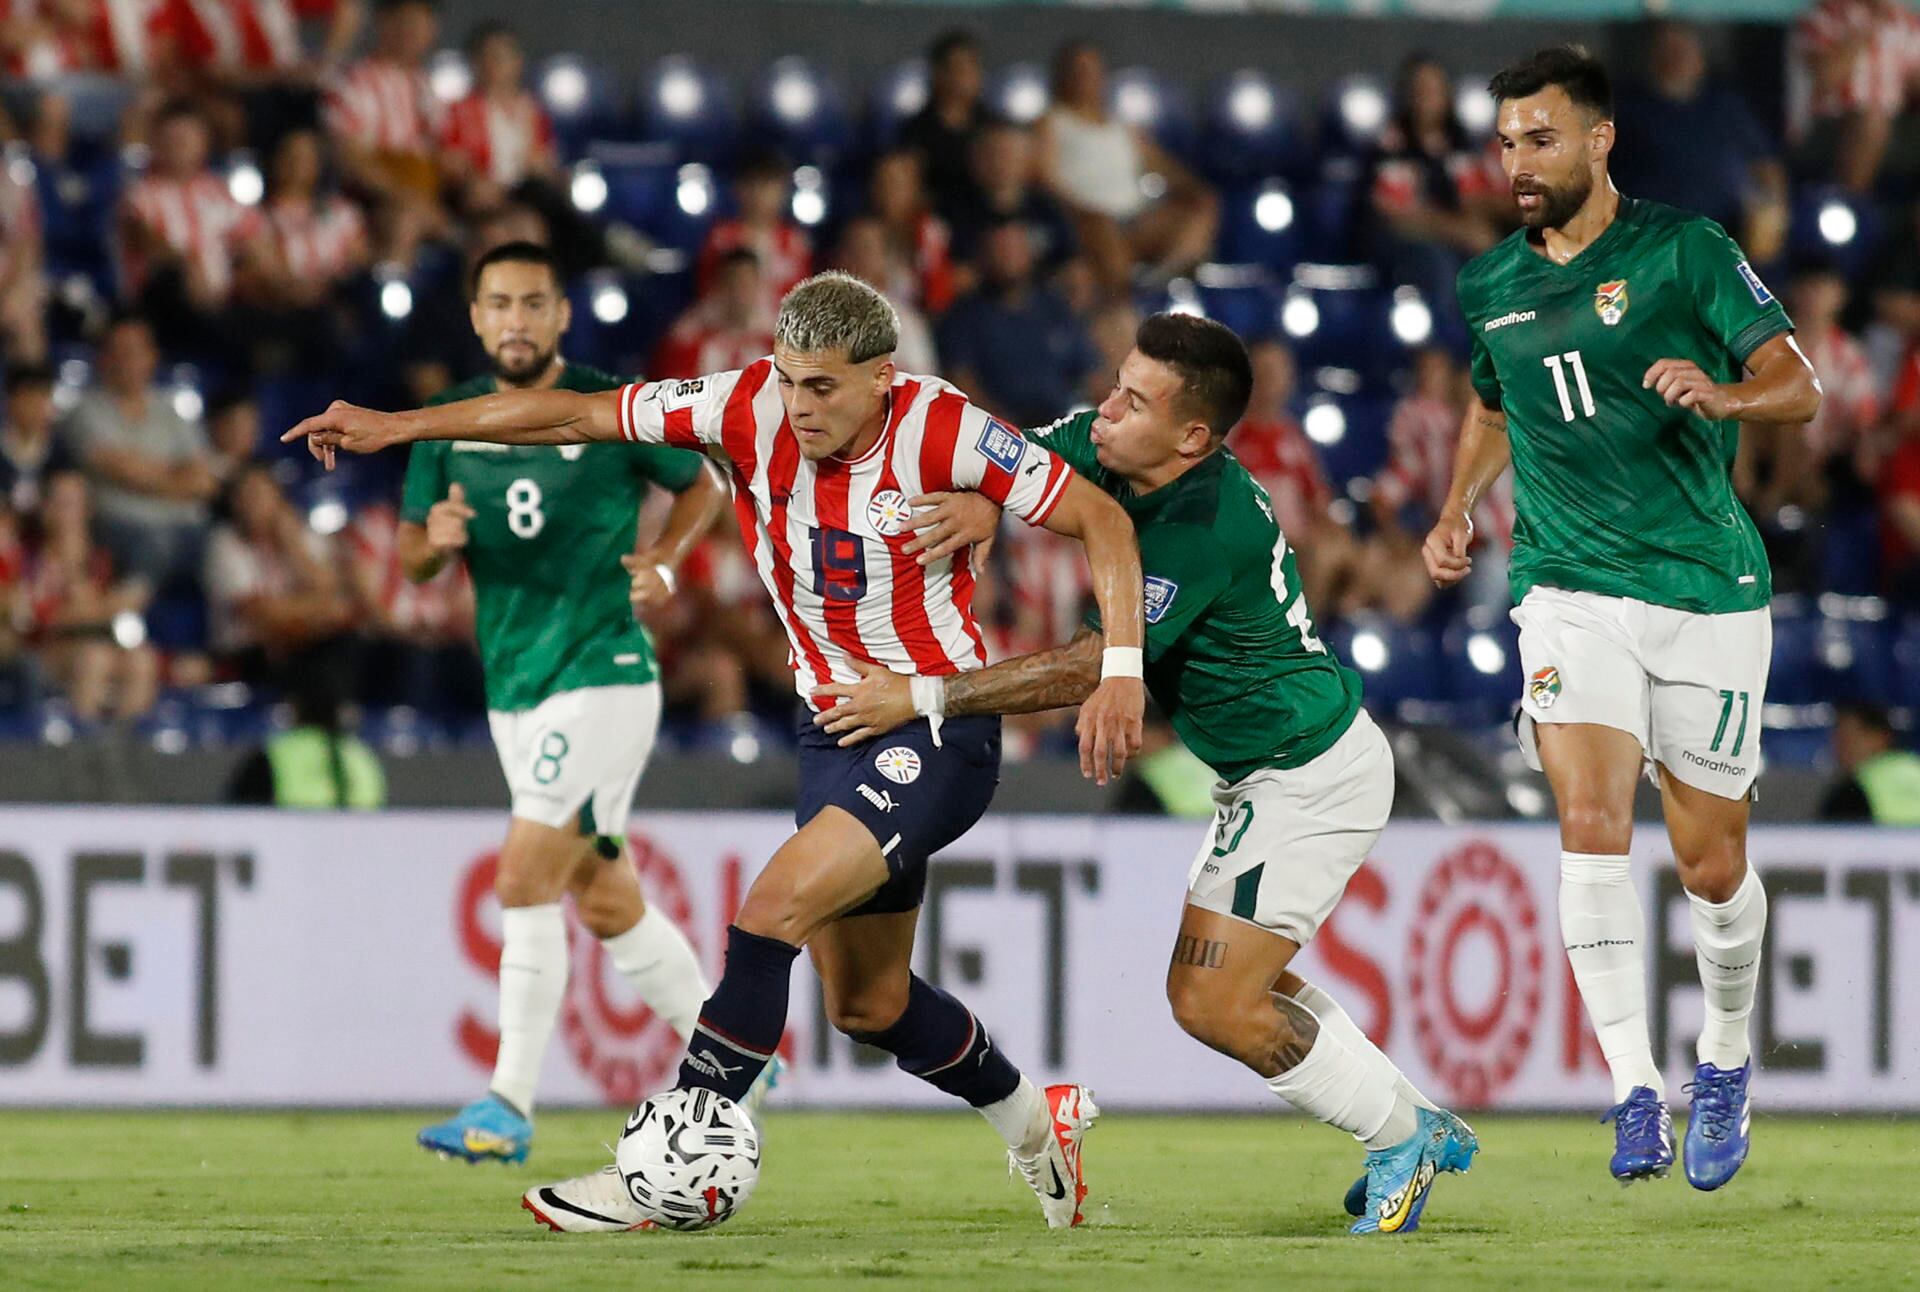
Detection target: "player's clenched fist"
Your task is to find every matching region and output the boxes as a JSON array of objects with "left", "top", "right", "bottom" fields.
[
  {"left": 426, "top": 482, "right": 475, "bottom": 556},
  {"left": 1422, "top": 510, "right": 1474, "bottom": 588},
  {"left": 622, "top": 552, "right": 675, "bottom": 614},
  {"left": 1643, "top": 358, "right": 1736, "bottom": 419}
]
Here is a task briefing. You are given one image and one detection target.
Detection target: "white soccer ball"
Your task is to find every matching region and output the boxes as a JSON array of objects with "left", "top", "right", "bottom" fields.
[{"left": 614, "top": 1088, "right": 762, "bottom": 1230}]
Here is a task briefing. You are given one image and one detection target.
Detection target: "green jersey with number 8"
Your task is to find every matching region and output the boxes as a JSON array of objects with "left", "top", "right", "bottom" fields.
[
  {"left": 1027, "top": 410, "right": 1362, "bottom": 781},
  {"left": 402, "top": 364, "right": 708, "bottom": 711},
  {"left": 1459, "top": 198, "right": 1793, "bottom": 615}
]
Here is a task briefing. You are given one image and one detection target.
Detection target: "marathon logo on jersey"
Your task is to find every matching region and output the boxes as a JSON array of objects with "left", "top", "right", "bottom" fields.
[
  {"left": 1736, "top": 261, "right": 1774, "bottom": 306},
  {"left": 1528, "top": 665, "right": 1562, "bottom": 710},
  {"left": 659, "top": 376, "right": 710, "bottom": 411},
  {"left": 1482, "top": 309, "right": 1536, "bottom": 332},
  {"left": 1594, "top": 279, "right": 1629, "bottom": 327},
  {"left": 977, "top": 419, "right": 1027, "bottom": 474},
  {"left": 1144, "top": 576, "right": 1179, "bottom": 625}
]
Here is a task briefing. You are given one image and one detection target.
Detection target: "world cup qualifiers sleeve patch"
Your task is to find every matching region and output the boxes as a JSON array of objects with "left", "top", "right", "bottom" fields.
[
  {"left": 1735, "top": 261, "right": 1774, "bottom": 306},
  {"left": 660, "top": 376, "right": 711, "bottom": 410},
  {"left": 978, "top": 419, "right": 1027, "bottom": 474},
  {"left": 1143, "top": 576, "right": 1179, "bottom": 624}
]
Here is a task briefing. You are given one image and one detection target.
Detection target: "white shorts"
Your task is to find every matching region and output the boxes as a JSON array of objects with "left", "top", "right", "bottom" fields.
[
  {"left": 1511, "top": 586, "right": 1770, "bottom": 799},
  {"left": 1184, "top": 708, "right": 1395, "bottom": 945},
  {"left": 487, "top": 683, "right": 662, "bottom": 834}
]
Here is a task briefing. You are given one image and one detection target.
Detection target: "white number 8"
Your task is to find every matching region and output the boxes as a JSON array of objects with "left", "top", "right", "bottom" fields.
[{"left": 506, "top": 477, "right": 544, "bottom": 539}]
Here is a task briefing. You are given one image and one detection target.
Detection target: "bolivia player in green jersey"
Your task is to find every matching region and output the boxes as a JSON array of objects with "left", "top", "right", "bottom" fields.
[
  {"left": 816, "top": 314, "right": 1479, "bottom": 1236},
  {"left": 1428, "top": 48, "right": 1821, "bottom": 1188},
  {"left": 408, "top": 242, "right": 733, "bottom": 1165}
]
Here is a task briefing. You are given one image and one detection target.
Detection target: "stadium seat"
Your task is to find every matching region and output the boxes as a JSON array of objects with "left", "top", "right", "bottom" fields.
[
  {"left": 1188, "top": 266, "right": 1281, "bottom": 342},
  {"left": 1813, "top": 605, "right": 1894, "bottom": 703},
  {"left": 866, "top": 59, "right": 929, "bottom": 153},
  {"left": 1330, "top": 616, "right": 1441, "bottom": 718},
  {"left": 986, "top": 62, "right": 1051, "bottom": 126},
  {"left": 1216, "top": 180, "right": 1304, "bottom": 272},
  {"left": 1818, "top": 507, "right": 1882, "bottom": 596},
  {"left": 1761, "top": 720, "right": 1832, "bottom": 770},
  {"left": 749, "top": 58, "right": 853, "bottom": 168},
  {"left": 1317, "top": 75, "right": 1391, "bottom": 163},
  {"left": 1439, "top": 614, "right": 1522, "bottom": 727},
  {"left": 1891, "top": 617, "right": 1920, "bottom": 712},
  {"left": 1787, "top": 185, "right": 1879, "bottom": 280},
  {"left": 1454, "top": 74, "right": 1498, "bottom": 140},
  {"left": 1198, "top": 69, "right": 1308, "bottom": 182},
  {"left": 1300, "top": 170, "right": 1366, "bottom": 263},
  {"left": 636, "top": 57, "right": 738, "bottom": 163},
  {"left": 535, "top": 56, "right": 627, "bottom": 158},
  {"left": 1110, "top": 65, "right": 1196, "bottom": 156},
  {"left": 1768, "top": 607, "right": 1820, "bottom": 705}
]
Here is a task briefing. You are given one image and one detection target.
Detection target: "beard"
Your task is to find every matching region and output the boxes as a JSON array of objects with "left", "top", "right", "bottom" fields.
[
  {"left": 488, "top": 340, "right": 559, "bottom": 386},
  {"left": 1515, "top": 167, "right": 1593, "bottom": 231}
]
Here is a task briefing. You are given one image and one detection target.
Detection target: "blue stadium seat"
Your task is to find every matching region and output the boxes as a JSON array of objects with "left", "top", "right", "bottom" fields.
[
  {"left": 637, "top": 57, "right": 738, "bottom": 163},
  {"left": 1892, "top": 617, "right": 1920, "bottom": 712},
  {"left": 1195, "top": 273, "right": 1282, "bottom": 343},
  {"left": 749, "top": 58, "right": 852, "bottom": 168},
  {"left": 1768, "top": 608, "right": 1820, "bottom": 705},
  {"left": 1216, "top": 180, "right": 1304, "bottom": 272},
  {"left": 1300, "top": 171, "right": 1365, "bottom": 262},
  {"left": 1330, "top": 616, "right": 1441, "bottom": 717},
  {"left": 866, "top": 59, "right": 929, "bottom": 153},
  {"left": 535, "top": 56, "right": 627, "bottom": 158},
  {"left": 1819, "top": 507, "right": 1882, "bottom": 596},
  {"left": 1813, "top": 609, "right": 1894, "bottom": 702},
  {"left": 1787, "top": 185, "right": 1879, "bottom": 280},
  {"left": 1439, "top": 615, "right": 1522, "bottom": 726},
  {"left": 1199, "top": 69, "right": 1308, "bottom": 182},
  {"left": 1317, "top": 75, "right": 1391, "bottom": 163},
  {"left": 1761, "top": 722, "right": 1831, "bottom": 770},
  {"left": 1454, "top": 75, "right": 1498, "bottom": 141},
  {"left": 1110, "top": 65, "right": 1196, "bottom": 156},
  {"left": 986, "top": 63, "right": 1051, "bottom": 126}
]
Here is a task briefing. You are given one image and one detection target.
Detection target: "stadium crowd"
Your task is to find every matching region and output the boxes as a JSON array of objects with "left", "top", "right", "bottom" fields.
[{"left": 2, "top": 0, "right": 1919, "bottom": 766}]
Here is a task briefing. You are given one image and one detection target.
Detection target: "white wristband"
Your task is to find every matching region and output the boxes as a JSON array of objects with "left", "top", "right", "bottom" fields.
[
  {"left": 909, "top": 674, "right": 946, "bottom": 748},
  {"left": 654, "top": 563, "right": 677, "bottom": 595},
  {"left": 1102, "top": 646, "right": 1144, "bottom": 680}
]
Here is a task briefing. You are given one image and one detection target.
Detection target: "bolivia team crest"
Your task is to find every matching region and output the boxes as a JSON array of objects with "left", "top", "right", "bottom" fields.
[
  {"left": 1594, "top": 279, "right": 1629, "bottom": 326},
  {"left": 1528, "top": 665, "right": 1562, "bottom": 710}
]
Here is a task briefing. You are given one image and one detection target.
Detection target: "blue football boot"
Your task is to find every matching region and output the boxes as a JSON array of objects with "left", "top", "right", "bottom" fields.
[
  {"left": 1345, "top": 1108, "right": 1478, "bottom": 1217},
  {"left": 1350, "top": 1107, "right": 1455, "bottom": 1235},
  {"left": 418, "top": 1092, "right": 532, "bottom": 1164},
  {"left": 1683, "top": 1060, "right": 1752, "bottom": 1191},
  {"left": 1601, "top": 1085, "right": 1675, "bottom": 1182}
]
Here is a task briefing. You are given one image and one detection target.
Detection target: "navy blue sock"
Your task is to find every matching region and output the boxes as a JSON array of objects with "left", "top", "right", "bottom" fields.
[
  {"left": 850, "top": 975, "right": 1021, "bottom": 1108},
  {"left": 676, "top": 925, "right": 800, "bottom": 1102}
]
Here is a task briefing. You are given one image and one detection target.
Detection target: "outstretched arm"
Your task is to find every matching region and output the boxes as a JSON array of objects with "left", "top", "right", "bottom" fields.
[{"left": 283, "top": 389, "right": 623, "bottom": 466}]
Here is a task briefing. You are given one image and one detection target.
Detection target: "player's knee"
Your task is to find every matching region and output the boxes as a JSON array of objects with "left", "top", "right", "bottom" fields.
[
  {"left": 1165, "top": 974, "right": 1236, "bottom": 1051},
  {"left": 495, "top": 858, "right": 567, "bottom": 908},
  {"left": 1675, "top": 841, "right": 1745, "bottom": 904},
  {"left": 575, "top": 888, "right": 639, "bottom": 939},
  {"left": 823, "top": 985, "right": 909, "bottom": 1037},
  {"left": 733, "top": 885, "right": 821, "bottom": 947},
  {"left": 1558, "top": 800, "right": 1633, "bottom": 854}
]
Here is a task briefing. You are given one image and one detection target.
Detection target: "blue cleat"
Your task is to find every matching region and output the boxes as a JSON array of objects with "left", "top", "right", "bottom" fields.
[
  {"left": 1350, "top": 1107, "right": 1455, "bottom": 1235},
  {"left": 417, "top": 1092, "right": 532, "bottom": 1164},
  {"left": 1683, "top": 1061, "right": 1752, "bottom": 1191},
  {"left": 1601, "top": 1085, "right": 1674, "bottom": 1182},
  {"left": 1344, "top": 1108, "right": 1477, "bottom": 1218}
]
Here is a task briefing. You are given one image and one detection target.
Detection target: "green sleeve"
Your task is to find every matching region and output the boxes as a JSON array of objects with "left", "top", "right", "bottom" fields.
[
  {"left": 1023, "top": 409, "right": 1104, "bottom": 481},
  {"left": 1681, "top": 219, "right": 1793, "bottom": 365},
  {"left": 399, "top": 441, "right": 447, "bottom": 525},
  {"left": 629, "top": 442, "right": 709, "bottom": 493},
  {"left": 1086, "top": 524, "right": 1232, "bottom": 663}
]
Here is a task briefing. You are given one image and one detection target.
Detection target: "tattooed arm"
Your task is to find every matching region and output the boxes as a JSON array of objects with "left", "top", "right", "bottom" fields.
[{"left": 944, "top": 628, "right": 1103, "bottom": 718}]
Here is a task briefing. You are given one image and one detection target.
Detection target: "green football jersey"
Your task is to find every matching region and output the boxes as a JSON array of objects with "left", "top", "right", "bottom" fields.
[
  {"left": 401, "top": 363, "right": 708, "bottom": 711},
  {"left": 1027, "top": 411, "right": 1362, "bottom": 781},
  {"left": 1459, "top": 198, "right": 1792, "bottom": 614}
]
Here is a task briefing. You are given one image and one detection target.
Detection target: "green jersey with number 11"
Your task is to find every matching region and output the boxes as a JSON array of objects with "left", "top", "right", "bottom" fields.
[
  {"left": 1026, "top": 411, "right": 1362, "bottom": 782},
  {"left": 1459, "top": 198, "right": 1793, "bottom": 615},
  {"left": 402, "top": 364, "right": 708, "bottom": 711}
]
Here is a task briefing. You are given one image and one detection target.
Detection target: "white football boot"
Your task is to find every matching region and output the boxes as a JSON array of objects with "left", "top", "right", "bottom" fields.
[
  {"left": 521, "top": 1163, "right": 648, "bottom": 1233},
  {"left": 1009, "top": 1083, "right": 1099, "bottom": 1229}
]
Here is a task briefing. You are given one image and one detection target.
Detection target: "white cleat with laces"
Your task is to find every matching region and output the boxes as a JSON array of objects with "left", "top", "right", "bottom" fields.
[
  {"left": 521, "top": 1163, "right": 647, "bottom": 1233},
  {"left": 1009, "top": 1083, "right": 1099, "bottom": 1229}
]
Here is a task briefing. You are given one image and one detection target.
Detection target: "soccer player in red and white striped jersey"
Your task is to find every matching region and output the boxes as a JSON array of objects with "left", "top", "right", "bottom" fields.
[
  {"left": 288, "top": 271, "right": 1142, "bottom": 1232},
  {"left": 321, "top": 0, "right": 440, "bottom": 208}
]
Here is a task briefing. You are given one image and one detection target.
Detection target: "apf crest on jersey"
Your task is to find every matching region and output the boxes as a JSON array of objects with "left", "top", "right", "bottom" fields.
[
  {"left": 978, "top": 419, "right": 1027, "bottom": 474},
  {"left": 866, "top": 489, "right": 913, "bottom": 536},
  {"left": 874, "top": 746, "right": 923, "bottom": 784},
  {"left": 1144, "top": 576, "right": 1180, "bottom": 624}
]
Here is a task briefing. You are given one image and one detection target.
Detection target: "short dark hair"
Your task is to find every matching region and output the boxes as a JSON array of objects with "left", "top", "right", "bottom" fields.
[
  {"left": 468, "top": 240, "right": 562, "bottom": 299},
  {"left": 1836, "top": 703, "right": 1895, "bottom": 739},
  {"left": 736, "top": 150, "right": 791, "bottom": 185},
  {"left": 928, "top": 28, "right": 978, "bottom": 68},
  {"left": 716, "top": 246, "right": 761, "bottom": 274},
  {"left": 154, "top": 97, "right": 203, "bottom": 129},
  {"left": 1135, "top": 313, "right": 1253, "bottom": 440},
  {"left": 4, "top": 363, "right": 55, "bottom": 394},
  {"left": 464, "top": 20, "right": 515, "bottom": 58},
  {"left": 1488, "top": 45, "right": 1613, "bottom": 120}
]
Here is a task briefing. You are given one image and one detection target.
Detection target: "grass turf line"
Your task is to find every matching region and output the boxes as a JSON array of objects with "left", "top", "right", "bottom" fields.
[{"left": 1, "top": 1110, "right": 1916, "bottom": 1291}]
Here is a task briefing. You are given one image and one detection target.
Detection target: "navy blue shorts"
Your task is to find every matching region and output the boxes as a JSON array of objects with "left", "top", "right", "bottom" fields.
[{"left": 795, "top": 714, "right": 1002, "bottom": 916}]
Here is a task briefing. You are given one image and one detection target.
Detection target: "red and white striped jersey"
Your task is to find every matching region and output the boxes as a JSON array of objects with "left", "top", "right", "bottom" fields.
[
  {"left": 438, "top": 92, "right": 555, "bottom": 187},
  {"left": 119, "top": 169, "right": 257, "bottom": 301},
  {"left": 1796, "top": 0, "right": 1920, "bottom": 118},
  {"left": 1228, "top": 415, "right": 1331, "bottom": 540},
  {"left": 259, "top": 193, "right": 365, "bottom": 286},
  {"left": 1, "top": 0, "right": 169, "bottom": 77},
  {"left": 168, "top": 0, "right": 304, "bottom": 73},
  {"left": 1799, "top": 322, "right": 1881, "bottom": 458},
  {"left": 617, "top": 361, "right": 1078, "bottom": 706},
  {"left": 1374, "top": 392, "right": 1514, "bottom": 548},
  {"left": 324, "top": 56, "right": 442, "bottom": 155}
]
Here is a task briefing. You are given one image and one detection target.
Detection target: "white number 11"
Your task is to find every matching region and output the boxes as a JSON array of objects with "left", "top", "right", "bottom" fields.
[{"left": 1543, "top": 349, "right": 1596, "bottom": 421}]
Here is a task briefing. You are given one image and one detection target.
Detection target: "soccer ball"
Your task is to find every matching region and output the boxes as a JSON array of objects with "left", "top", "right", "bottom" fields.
[{"left": 614, "top": 1087, "right": 762, "bottom": 1230}]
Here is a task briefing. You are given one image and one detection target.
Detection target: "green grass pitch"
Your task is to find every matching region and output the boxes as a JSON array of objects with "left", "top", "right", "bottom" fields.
[{"left": 2, "top": 1110, "right": 1916, "bottom": 1291}]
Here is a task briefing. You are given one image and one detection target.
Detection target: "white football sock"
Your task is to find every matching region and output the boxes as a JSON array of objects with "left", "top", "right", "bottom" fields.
[
  {"left": 979, "top": 1074, "right": 1053, "bottom": 1157},
  {"left": 1264, "top": 1003, "right": 1420, "bottom": 1151},
  {"left": 601, "top": 902, "right": 710, "bottom": 1043},
  {"left": 1688, "top": 864, "right": 1767, "bottom": 1070},
  {"left": 1291, "top": 979, "right": 1440, "bottom": 1113},
  {"left": 492, "top": 902, "right": 568, "bottom": 1117},
  {"left": 1560, "top": 851, "right": 1662, "bottom": 1102}
]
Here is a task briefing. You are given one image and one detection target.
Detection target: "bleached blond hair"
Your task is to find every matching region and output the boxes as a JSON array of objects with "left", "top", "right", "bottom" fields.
[{"left": 773, "top": 271, "right": 900, "bottom": 364}]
